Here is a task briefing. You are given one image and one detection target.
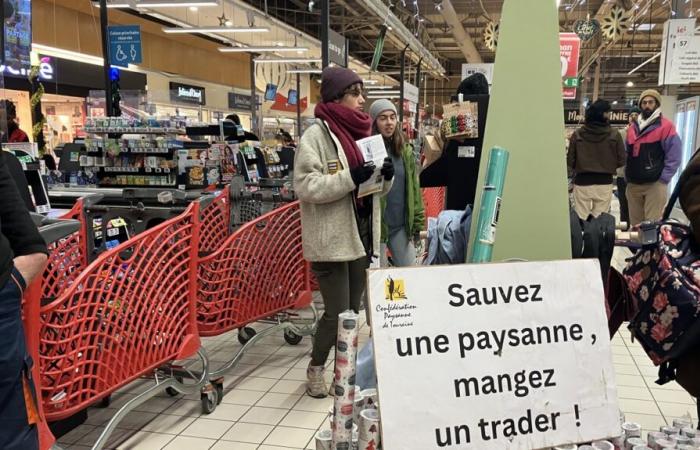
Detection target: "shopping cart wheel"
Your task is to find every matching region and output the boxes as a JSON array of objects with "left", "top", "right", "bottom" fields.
[
  {"left": 214, "top": 381, "right": 224, "bottom": 405},
  {"left": 201, "top": 390, "right": 218, "bottom": 414},
  {"left": 165, "top": 376, "right": 184, "bottom": 397},
  {"left": 238, "top": 327, "right": 257, "bottom": 345},
  {"left": 284, "top": 329, "right": 303, "bottom": 345}
]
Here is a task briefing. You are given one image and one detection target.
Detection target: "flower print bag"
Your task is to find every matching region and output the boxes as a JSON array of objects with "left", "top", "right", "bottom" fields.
[{"left": 622, "top": 154, "right": 700, "bottom": 385}]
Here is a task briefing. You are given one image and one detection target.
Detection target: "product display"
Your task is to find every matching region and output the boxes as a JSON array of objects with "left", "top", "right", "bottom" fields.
[{"left": 332, "top": 310, "right": 360, "bottom": 449}]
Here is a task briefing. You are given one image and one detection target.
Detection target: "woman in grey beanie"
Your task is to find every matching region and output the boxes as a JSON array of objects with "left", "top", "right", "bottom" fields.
[{"left": 370, "top": 99, "right": 425, "bottom": 267}]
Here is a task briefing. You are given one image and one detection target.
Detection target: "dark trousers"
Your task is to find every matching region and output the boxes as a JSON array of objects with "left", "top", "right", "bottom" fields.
[
  {"left": 616, "top": 177, "right": 630, "bottom": 225},
  {"left": 310, "top": 216, "right": 371, "bottom": 367},
  {"left": 0, "top": 267, "right": 39, "bottom": 450}
]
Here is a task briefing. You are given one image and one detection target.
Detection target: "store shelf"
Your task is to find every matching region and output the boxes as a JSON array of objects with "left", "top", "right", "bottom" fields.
[
  {"left": 97, "top": 167, "right": 174, "bottom": 175},
  {"left": 84, "top": 127, "right": 186, "bottom": 135}
]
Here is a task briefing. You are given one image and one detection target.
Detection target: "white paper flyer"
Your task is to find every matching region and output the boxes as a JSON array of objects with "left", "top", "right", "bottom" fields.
[{"left": 356, "top": 134, "right": 388, "bottom": 198}]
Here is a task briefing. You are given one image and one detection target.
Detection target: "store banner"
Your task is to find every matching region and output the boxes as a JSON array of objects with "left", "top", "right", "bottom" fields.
[
  {"left": 367, "top": 259, "right": 620, "bottom": 450},
  {"left": 328, "top": 29, "right": 348, "bottom": 67},
  {"left": 107, "top": 25, "right": 143, "bottom": 68},
  {"left": 658, "top": 18, "right": 696, "bottom": 85},
  {"left": 170, "top": 82, "right": 206, "bottom": 105},
  {"left": 270, "top": 92, "right": 308, "bottom": 112},
  {"left": 560, "top": 33, "right": 581, "bottom": 100},
  {"left": 564, "top": 107, "right": 631, "bottom": 125},
  {"left": 403, "top": 81, "right": 419, "bottom": 104}
]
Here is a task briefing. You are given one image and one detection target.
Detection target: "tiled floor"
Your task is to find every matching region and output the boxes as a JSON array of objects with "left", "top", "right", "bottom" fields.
[
  {"left": 56, "top": 313, "right": 364, "bottom": 450},
  {"left": 55, "top": 197, "right": 697, "bottom": 450},
  {"left": 54, "top": 312, "right": 697, "bottom": 450}
]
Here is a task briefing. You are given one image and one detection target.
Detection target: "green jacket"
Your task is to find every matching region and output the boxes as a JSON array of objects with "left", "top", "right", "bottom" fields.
[{"left": 381, "top": 143, "right": 425, "bottom": 242}]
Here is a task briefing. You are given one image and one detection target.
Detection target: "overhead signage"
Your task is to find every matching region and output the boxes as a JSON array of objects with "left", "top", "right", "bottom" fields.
[
  {"left": 228, "top": 92, "right": 253, "bottom": 110},
  {"left": 461, "top": 63, "right": 494, "bottom": 84},
  {"left": 270, "top": 92, "right": 308, "bottom": 113},
  {"left": 403, "top": 81, "right": 419, "bottom": 104},
  {"left": 1, "top": 56, "right": 54, "bottom": 80},
  {"left": 560, "top": 33, "right": 581, "bottom": 100},
  {"left": 170, "top": 82, "right": 206, "bottom": 105},
  {"left": 564, "top": 107, "right": 632, "bottom": 125},
  {"left": 108, "top": 25, "right": 143, "bottom": 68},
  {"left": 3, "top": 0, "right": 32, "bottom": 70},
  {"left": 668, "top": 35, "right": 700, "bottom": 85},
  {"left": 659, "top": 18, "right": 696, "bottom": 85},
  {"left": 368, "top": 259, "right": 620, "bottom": 450},
  {"left": 328, "top": 29, "right": 347, "bottom": 67}
]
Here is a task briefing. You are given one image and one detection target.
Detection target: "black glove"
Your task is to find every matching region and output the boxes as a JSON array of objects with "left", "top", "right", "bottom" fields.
[
  {"left": 350, "top": 162, "right": 375, "bottom": 186},
  {"left": 380, "top": 157, "right": 394, "bottom": 181}
]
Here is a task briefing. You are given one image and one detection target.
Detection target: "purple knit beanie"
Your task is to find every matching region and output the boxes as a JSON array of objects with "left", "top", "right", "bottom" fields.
[{"left": 320, "top": 66, "right": 363, "bottom": 103}]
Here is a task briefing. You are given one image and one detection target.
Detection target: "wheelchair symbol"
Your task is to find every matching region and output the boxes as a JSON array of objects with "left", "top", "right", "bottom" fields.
[{"left": 115, "top": 45, "right": 127, "bottom": 62}]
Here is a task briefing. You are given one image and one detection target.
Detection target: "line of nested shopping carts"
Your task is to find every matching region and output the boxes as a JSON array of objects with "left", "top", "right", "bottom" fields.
[{"left": 23, "top": 183, "right": 319, "bottom": 450}]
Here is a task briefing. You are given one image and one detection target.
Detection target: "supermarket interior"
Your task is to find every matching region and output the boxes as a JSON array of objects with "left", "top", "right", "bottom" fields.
[{"left": 2, "top": 0, "right": 700, "bottom": 449}]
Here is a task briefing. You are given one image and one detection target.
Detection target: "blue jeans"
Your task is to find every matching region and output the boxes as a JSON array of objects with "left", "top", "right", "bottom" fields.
[
  {"left": 380, "top": 228, "right": 417, "bottom": 267},
  {"left": 0, "top": 267, "right": 39, "bottom": 450}
]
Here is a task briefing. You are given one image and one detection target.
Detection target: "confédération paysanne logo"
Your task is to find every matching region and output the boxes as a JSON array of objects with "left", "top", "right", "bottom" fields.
[{"left": 385, "top": 276, "right": 407, "bottom": 301}]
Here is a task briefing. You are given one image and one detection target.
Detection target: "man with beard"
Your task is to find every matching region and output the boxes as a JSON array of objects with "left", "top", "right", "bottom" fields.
[
  {"left": 568, "top": 99, "right": 626, "bottom": 220},
  {"left": 625, "top": 90, "right": 682, "bottom": 226}
]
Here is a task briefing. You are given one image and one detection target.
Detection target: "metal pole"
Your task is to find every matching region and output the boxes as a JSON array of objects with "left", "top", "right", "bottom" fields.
[
  {"left": 321, "top": 0, "right": 329, "bottom": 68},
  {"left": 344, "top": 37, "right": 349, "bottom": 68},
  {"left": 399, "top": 45, "right": 408, "bottom": 124},
  {"left": 296, "top": 73, "right": 301, "bottom": 139},
  {"left": 250, "top": 54, "right": 257, "bottom": 136},
  {"left": 99, "top": 0, "right": 114, "bottom": 117},
  {"left": 414, "top": 59, "right": 422, "bottom": 133}
]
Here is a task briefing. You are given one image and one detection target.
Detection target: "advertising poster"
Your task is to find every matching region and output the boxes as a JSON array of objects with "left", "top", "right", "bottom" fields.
[
  {"left": 4, "top": 0, "right": 31, "bottom": 70},
  {"left": 368, "top": 259, "right": 620, "bottom": 450},
  {"left": 560, "top": 33, "right": 581, "bottom": 100}
]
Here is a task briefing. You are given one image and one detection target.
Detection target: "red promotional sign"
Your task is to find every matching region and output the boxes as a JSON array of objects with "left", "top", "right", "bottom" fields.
[
  {"left": 270, "top": 93, "right": 308, "bottom": 113},
  {"left": 560, "top": 33, "right": 581, "bottom": 100}
]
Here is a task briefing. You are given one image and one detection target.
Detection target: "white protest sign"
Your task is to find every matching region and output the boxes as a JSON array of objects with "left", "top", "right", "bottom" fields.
[{"left": 368, "top": 259, "right": 619, "bottom": 450}]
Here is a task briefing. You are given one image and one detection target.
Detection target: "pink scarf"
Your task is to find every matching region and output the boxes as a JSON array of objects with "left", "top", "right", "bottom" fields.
[{"left": 315, "top": 102, "right": 371, "bottom": 169}]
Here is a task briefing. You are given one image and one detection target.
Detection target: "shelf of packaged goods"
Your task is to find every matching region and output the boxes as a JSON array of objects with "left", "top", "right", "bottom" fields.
[
  {"left": 84, "top": 128, "right": 186, "bottom": 135},
  {"left": 96, "top": 167, "right": 174, "bottom": 175}
]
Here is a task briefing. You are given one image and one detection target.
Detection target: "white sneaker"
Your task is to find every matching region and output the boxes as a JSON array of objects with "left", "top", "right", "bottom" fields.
[{"left": 306, "top": 364, "right": 328, "bottom": 398}]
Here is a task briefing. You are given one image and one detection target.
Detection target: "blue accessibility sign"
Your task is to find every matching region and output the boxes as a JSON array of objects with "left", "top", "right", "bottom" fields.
[{"left": 108, "top": 25, "right": 142, "bottom": 68}]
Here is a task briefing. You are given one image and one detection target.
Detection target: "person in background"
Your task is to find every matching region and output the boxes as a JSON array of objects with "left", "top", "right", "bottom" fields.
[
  {"left": 625, "top": 90, "right": 682, "bottom": 226},
  {"left": 294, "top": 66, "right": 394, "bottom": 398},
  {"left": 369, "top": 99, "right": 425, "bottom": 267},
  {"left": 276, "top": 130, "right": 296, "bottom": 178},
  {"left": 567, "top": 99, "right": 626, "bottom": 220},
  {"left": 0, "top": 151, "right": 48, "bottom": 450},
  {"left": 225, "top": 114, "right": 260, "bottom": 142},
  {"left": 2, "top": 100, "right": 29, "bottom": 143},
  {"left": 277, "top": 129, "right": 296, "bottom": 148},
  {"left": 616, "top": 107, "right": 640, "bottom": 225}
]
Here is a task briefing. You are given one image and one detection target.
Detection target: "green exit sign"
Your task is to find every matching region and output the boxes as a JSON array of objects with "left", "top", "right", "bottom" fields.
[{"left": 563, "top": 77, "right": 579, "bottom": 88}]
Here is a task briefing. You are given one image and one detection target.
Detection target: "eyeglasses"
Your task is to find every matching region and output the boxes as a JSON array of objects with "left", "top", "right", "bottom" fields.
[{"left": 640, "top": 99, "right": 657, "bottom": 106}]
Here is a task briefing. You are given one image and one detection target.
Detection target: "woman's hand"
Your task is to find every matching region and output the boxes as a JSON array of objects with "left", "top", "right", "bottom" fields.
[{"left": 380, "top": 157, "right": 394, "bottom": 181}]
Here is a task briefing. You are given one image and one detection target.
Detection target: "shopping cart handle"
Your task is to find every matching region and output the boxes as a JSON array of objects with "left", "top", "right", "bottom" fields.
[
  {"left": 29, "top": 212, "right": 45, "bottom": 227},
  {"left": 198, "top": 194, "right": 216, "bottom": 210},
  {"left": 81, "top": 193, "right": 105, "bottom": 208},
  {"left": 38, "top": 219, "right": 81, "bottom": 245}
]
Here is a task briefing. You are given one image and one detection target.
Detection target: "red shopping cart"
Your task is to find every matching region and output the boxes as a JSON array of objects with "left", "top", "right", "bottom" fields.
[
  {"left": 26, "top": 201, "right": 213, "bottom": 450},
  {"left": 196, "top": 199, "right": 317, "bottom": 385},
  {"left": 422, "top": 186, "right": 446, "bottom": 221}
]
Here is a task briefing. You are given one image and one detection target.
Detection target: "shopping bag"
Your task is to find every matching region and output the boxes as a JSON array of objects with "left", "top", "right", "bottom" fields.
[
  {"left": 355, "top": 337, "right": 376, "bottom": 390},
  {"left": 440, "top": 101, "right": 479, "bottom": 140},
  {"left": 422, "top": 134, "right": 444, "bottom": 168}
]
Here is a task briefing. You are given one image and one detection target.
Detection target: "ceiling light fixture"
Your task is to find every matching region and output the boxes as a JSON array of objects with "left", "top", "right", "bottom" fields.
[
  {"left": 626, "top": 80, "right": 635, "bottom": 87},
  {"left": 362, "top": 79, "right": 379, "bottom": 84},
  {"left": 162, "top": 26, "right": 270, "bottom": 33},
  {"left": 136, "top": 1, "right": 220, "bottom": 7},
  {"left": 219, "top": 46, "right": 309, "bottom": 52},
  {"left": 287, "top": 69, "right": 323, "bottom": 74},
  {"left": 254, "top": 57, "right": 322, "bottom": 64},
  {"left": 365, "top": 85, "right": 398, "bottom": 89}
]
